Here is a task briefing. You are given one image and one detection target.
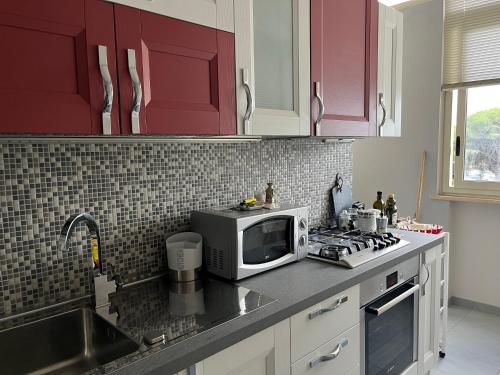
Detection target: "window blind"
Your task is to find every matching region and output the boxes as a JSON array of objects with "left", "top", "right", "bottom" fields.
[{"left": 443, "top": 0, "right": 500, "bottom": 89}]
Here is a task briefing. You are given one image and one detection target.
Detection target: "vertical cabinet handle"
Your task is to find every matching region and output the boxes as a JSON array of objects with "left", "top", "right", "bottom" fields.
[
  {"left": 242, "top": 68, "right": 255, "bottom": 135},
  {"left": 98, "top": 45, "right": 113, "bottom": 135},
  {"left": 421, "top": 263, "right": 430, "bottom": 296},
  {"left": 309, "top": 339, "right": 348, "bottom": 368},
  {"left": 128, "top": 49, "right": 142, "bottom": 134},
  {"left": 378, "top": 92, "right": 387, "bottom": 135},
  {"left": 314, "top": 82, "right": 324, "bottom": 136}
]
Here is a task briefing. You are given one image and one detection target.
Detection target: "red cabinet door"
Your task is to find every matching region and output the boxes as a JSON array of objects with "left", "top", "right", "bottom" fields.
[
  {"left": 0, "top": 0, "right": 119, "bottom": 135},
  {"left": 114, "top": 6, "right": 236, "bottom": 135},
  {"left": 311, "top": 0, "right": 378, "bottom": 137}
]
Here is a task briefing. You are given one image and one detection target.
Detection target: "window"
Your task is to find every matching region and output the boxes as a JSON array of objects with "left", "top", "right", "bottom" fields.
[{"left": 440, "top": 0, "right": 500, "bottom": 198}]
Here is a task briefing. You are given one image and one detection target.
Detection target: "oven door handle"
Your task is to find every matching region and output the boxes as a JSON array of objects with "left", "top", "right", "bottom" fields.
[{"left": 366, "top": 283, "right": 420, "bottom": 316}]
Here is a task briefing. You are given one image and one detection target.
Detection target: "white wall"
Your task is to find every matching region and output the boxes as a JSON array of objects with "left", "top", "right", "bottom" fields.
[
  {"left": 353, "top": 0, "right": 449, "bottom": 228},
  {"left": 353, "top": 0, "right": 500, "bottom": 308},
  {"left": 449, "top": 203, "right": 500, "bottom": 308}
]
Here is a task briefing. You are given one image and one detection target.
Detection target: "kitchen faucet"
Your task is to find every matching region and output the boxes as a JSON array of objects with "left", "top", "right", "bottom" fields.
[{"left": 60, "top": 213, "right": 121, "bottom": 318}]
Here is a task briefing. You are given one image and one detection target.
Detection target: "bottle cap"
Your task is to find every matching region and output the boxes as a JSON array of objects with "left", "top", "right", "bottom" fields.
[{"left": 388, "top": 193, "right": 395, "bottom": 199}]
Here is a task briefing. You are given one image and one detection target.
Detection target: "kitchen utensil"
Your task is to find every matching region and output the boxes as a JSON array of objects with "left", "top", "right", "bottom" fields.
[
  {"left": 331, "top": 173, "right": 353, "bottom": 218},
  {"left": 166, "top": 232, "right": 202, "bottom": 282}
]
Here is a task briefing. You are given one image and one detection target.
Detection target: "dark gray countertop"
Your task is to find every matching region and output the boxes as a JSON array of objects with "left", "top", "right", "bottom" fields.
[{"left": 92, "top": 230, "right": 444, "bottom": 375}]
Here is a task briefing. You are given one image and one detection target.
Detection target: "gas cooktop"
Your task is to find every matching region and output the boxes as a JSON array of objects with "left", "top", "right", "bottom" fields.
[{"left": 307, "top": 227, "right": 410, "bottom": 268}]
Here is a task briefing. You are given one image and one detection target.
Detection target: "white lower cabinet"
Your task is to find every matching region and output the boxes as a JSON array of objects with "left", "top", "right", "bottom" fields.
[
  {"left": 291, "top": 324, "right": 360, "bottom": 375},
  {"left": 199, "top": 319, "right": 291, "bottom": 375},
  {"left": 290, "top": 285, "right": 359, "bottom": 362},
  {"left": 418, "top": 245, "right": 442, "bottom": 375}
]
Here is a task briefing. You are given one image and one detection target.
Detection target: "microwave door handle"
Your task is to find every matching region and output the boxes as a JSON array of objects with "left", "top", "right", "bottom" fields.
[{"left": 366, "top": 283, "right": 420, "bottom": 316}]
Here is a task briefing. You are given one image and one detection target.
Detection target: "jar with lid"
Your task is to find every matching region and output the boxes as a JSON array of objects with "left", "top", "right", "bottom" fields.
[{"left": 338, "top": 210, "right": 350, "bottom": 230}]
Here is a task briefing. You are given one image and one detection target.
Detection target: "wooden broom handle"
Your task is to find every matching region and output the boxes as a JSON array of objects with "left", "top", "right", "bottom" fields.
[{"left": 416, "top": 151, "right": 427, "bottom": 222}]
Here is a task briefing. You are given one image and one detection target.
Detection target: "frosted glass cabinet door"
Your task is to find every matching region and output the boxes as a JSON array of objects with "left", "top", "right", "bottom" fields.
[
  {"left": 234, "top": 0, "right": 310, "bottom": 136},
  {"left": 377, "top": 4, "right": 403, "bottom": 137}
]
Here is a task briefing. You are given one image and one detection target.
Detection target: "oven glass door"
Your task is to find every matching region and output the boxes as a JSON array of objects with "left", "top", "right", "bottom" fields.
[
  {"left": 242, "top": 216, "right": 294, "bottom": 264},
  {"left": 365, "top": 282, "right": 418, "bottom": 375}
]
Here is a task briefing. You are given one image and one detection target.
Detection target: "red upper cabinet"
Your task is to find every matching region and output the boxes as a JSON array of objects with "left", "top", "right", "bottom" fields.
[
  {"left": 114, "top": 6, "right": 236, "bottom": 136},
  {"left": 311, "top": 0, "right": 378, "bottom": 137},
  {"left": 0, "top": 0, "right": 119, "bottom": 135}
]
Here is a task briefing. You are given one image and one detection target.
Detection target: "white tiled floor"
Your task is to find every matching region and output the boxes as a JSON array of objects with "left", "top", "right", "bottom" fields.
[{"left": 432, "top": 305, "right": 500, "bottom": 375}]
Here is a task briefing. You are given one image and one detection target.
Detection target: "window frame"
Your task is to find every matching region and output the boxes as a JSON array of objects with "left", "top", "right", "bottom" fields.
[{"left": 440, "top": 86, "right": 500, "bottom": 198}]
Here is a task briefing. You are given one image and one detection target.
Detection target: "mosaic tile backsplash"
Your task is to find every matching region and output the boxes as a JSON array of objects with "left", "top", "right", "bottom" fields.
[{"left": 0, "top": 139, "right": 352, "bottom": 317}]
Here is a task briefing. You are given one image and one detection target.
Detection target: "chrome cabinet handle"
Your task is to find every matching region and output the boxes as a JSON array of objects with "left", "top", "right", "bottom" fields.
[
  {"left": 309, "top": 339, "right": 348, "bottom": 368},
  {"left": 421, "top": 263, "right": 431, "bottom": 296},
  {"left": 378, "top": 92, "right": 387, "bottom": 135},
  {"left": 242, "top": 68, "right": 255, "bottom": 135},
  {"left": 314, "top": 81, "right": 324, "bottom": 136},
  {"left": 308, "top": 296, "right": 348, "bottom": 320},
  {"left": 98, "top": 45, "right": 113, "bottom": 135},
  {"left": 127, "top": 49, "right": 142, "bottom": 134}
]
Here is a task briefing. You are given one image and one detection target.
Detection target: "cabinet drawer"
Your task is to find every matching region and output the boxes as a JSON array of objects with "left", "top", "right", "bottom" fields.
[
  {"left": 291, "top": 285, "right": 359, "bottom": 362},
  {"left": 291, "top": 324, "right": 360, "bottom": 375}
]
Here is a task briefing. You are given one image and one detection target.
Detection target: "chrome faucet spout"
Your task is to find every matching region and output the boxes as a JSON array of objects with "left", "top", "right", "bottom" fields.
[
  {"left": 60, "top": 213, "right": 103, "bottom": 275},
  {"left": 59, "top": 213, "right": 119, "bottom": 313}
]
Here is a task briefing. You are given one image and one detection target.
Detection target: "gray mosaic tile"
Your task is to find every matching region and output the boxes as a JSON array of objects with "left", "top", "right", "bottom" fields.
[{"left": 0, "top": 139, "right": 352, "bottom": 317}]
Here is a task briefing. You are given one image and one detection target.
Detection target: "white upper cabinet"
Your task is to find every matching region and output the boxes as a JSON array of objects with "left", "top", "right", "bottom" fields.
[
  {"left": 105, "top": 0, "right": 234, "bottom": 32},
  {"left": 377, "top": 3, "right": 403, "bottom": 137},
  {"left": 234, "top": 0, "right": 310, "bottom": 136}
]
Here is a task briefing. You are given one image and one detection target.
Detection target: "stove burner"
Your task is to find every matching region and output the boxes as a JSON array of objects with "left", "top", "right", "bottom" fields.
[
  {"left": 307, "top": 226, "right": 407, "bottom": 268},
  {"left": 319, "top": 245, "right": 349, "bottom": 261}
]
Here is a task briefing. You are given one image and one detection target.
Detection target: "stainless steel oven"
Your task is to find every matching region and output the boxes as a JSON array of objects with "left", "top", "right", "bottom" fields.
[
  {"left": 191, "top": 205, "right": 309, "bottom": 280},
  {"left": 360, "top": 256, "right": 420, "bottom": 375}
]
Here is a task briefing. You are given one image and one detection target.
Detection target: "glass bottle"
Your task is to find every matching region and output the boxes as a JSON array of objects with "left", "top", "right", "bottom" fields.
[
  {"left": 373, "top": 191, "right": 385, "bottom": 213},
  {"left": 386, "top": 193, "right": 398, "bottom": 226}
]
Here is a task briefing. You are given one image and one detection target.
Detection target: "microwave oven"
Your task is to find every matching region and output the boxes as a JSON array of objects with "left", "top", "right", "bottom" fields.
[{"left": 191, "top": 205, "right": 309, "bottom": 280}]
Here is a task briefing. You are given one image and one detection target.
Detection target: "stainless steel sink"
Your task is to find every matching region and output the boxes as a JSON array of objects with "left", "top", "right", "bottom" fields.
[{"left": 0, "top": 308, "right": 139, "bottom": 375}]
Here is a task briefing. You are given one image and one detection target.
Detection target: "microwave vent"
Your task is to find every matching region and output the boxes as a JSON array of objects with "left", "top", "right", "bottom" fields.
[{"left": 206, "top": 245, "right": 224, "bottom": 271}]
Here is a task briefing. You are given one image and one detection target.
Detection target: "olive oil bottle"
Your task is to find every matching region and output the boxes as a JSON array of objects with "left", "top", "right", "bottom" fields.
[{"left": 373, "top": 191, "right": 385, "bottom": 213}]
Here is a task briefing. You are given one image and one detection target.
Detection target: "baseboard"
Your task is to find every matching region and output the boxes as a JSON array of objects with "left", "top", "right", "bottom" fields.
[{"left": 449, "top": 296, "right": 500, "bottom": 316}]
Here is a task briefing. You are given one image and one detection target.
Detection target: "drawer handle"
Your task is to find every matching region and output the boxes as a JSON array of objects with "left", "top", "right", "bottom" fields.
[
  {"left": 309, "top": 339, "right": 348, "bottom": 368},
  {"left": 308, "top": 296, "right": 348, "bottom": 320},
  {"left": 98, "top": 45, "right": 113, "bottom": 135}
]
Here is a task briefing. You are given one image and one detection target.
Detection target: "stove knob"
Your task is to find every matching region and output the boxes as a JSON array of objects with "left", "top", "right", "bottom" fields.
[
  {"left": 299, "top": 218, "right": 307, "bottom": 231},
  {"left": 299, "top": 235, "right": 307, "bottom": 247}
]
